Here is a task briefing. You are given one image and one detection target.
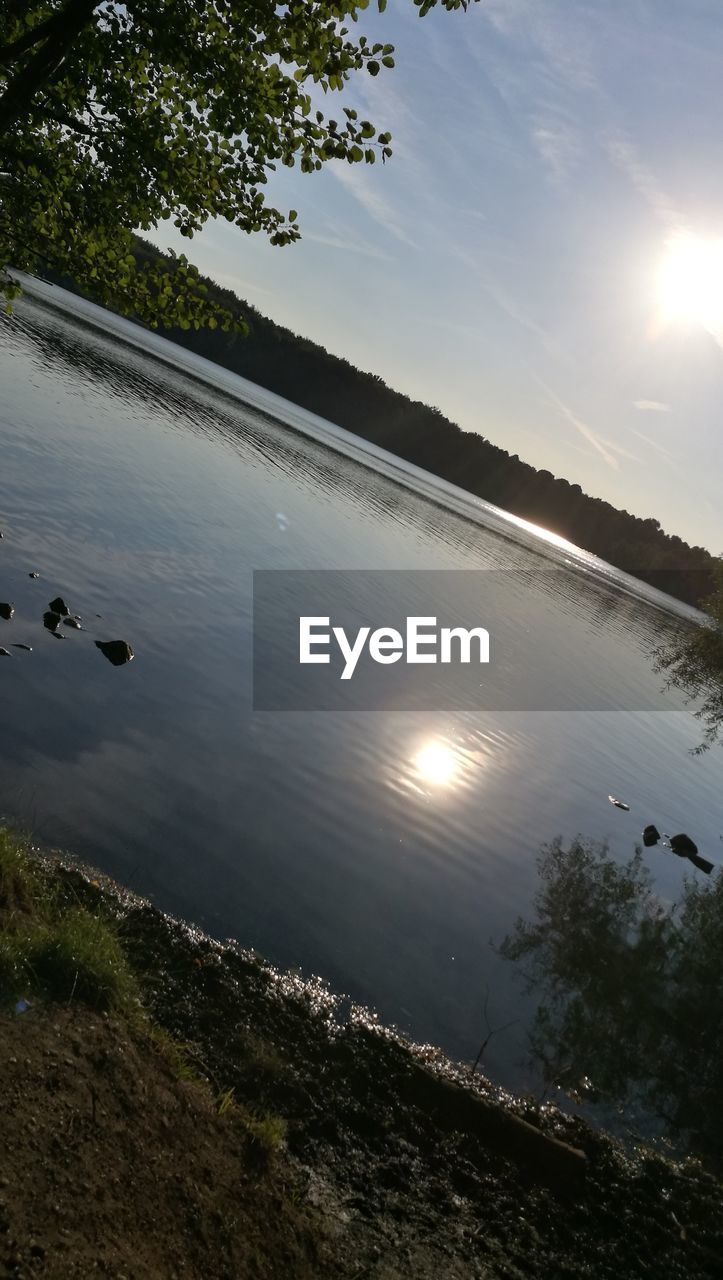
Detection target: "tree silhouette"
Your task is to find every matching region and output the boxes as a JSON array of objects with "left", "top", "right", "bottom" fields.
[
  {"left": 655, "top": 561, "right": 723, "bottom": 751},
  {"left": 499, "top": 836, "right": 723, "bottom": 1168}
]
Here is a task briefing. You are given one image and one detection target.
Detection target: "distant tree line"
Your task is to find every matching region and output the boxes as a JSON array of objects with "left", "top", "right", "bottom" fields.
[{"left": 44, "top": 238, "right": 716, "bottom": 609}]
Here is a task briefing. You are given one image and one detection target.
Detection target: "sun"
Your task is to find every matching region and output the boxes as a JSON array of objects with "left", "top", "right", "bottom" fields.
[{"left": 656, "top": 231, "right": 723, "bottom": 340}]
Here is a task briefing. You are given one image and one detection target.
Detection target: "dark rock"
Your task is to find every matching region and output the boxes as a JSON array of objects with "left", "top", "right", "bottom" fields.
[
  {"left": 0, "top": 602, "right": 14, "bottom": 621},
  {"left": 43, "top": 611, "right": 62, "bottom": 632},
  {"left": 63, "top": 617, "right": 82, "bottom": 630},
  {"left": 669, "top": 833, "right": 713, "bottom": 874},
  {"left": 95, "top": 640, "right": 134, "bottom": 666},
  {"left": 670, "top": 833, "right": 698, "bottom": 858},
  {"left": 0, "top": 647, "right": 10, "bottom": 657},
  {"left": 48, "top": 597, "right": 70, "bottom": 616},
  {"left": 29, "top": 571, "right": 40, "bottom": 579},
  {"left": 689, "top": 853, "right": 714, "bottom": 875},
  {"left": 642, "top": 825, "right": 660, "bottom": 847},
  {"left": 12, "top": 644, "right": 32, "bottom": 651}
]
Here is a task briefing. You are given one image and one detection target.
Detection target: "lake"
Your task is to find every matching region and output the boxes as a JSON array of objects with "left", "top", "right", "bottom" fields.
[{"left": 1, "top": 280, "right": 720, "bottom": 1128}]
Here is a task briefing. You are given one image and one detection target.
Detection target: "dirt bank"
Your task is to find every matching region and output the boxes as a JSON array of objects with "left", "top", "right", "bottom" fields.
[{"left": 1, "top": 832, "right": 722, "bottom": 1278}]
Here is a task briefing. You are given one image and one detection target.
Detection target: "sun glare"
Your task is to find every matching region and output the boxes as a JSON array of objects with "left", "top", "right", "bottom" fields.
[
  {"left": 657, "top": 231, "right": 723, "bottom": 341},
  {"left": 413, "top": 739, "right": 459, "bottom": 787}
]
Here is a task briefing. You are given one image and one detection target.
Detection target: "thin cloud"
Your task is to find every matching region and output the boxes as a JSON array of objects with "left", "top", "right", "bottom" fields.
[
  {"left": 537, "top": 379, "right": 640, "bottom": 470},
  {"left": 330, "top": 163, "right": 417, "bottom": 249},
  {"left": 633, "top": 399, "right": 671, "bottom": 412},
  {"left": 303, "top": 230, "right": 393, "bottom": 264},
  {"left": 532, "top": 116, "right": 581, "bottom": 183},
  {"left": 483, "top": 0, "right": 598, "bottom": 93},
  {"left": 631, "top": 428, "right": 676, "bottom": 462},
  {"left": 604, "top": 134, "right": 682, "bottom": 228}
]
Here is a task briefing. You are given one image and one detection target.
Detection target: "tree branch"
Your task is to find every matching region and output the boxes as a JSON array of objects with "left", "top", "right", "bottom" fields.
[{"left": 0, "top": 0, "right": 99, "bottom": 137}]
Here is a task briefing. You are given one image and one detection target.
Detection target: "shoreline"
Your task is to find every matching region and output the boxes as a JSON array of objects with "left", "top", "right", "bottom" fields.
[{"left": 2, "top": 828, "right": 723, "bottom": 1277}]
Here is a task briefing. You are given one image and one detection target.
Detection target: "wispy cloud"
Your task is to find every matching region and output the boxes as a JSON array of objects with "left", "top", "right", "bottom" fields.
[
  {"left": 483, "top": 0, "right": 599, "bottom": 93},
  {"left": 633, "top": 399, "right": 671, "bottom": 412},
  {"left": 531, "top": 115, "right": 581, "bottom": 183},
  {"left": 303, "top": 229, "right": 393, "bottom": 264},
  {"left": 537, "top": 379, "right": 640, "bottom": 469},
  {"left": 198, "top": 265, "right": 275, "bottom": 301},
  {"left": 329, "top": 163, "right": 417, "bottom": 249},
  {"left": 603, "top": 133, "right": 682, "bottom": 228},
  {"left": 631, "top": 428, "right": 676, "bottom": 463}
]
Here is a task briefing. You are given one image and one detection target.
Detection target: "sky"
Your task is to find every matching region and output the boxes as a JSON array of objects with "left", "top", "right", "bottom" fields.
[{"left": 151, "top": 0, "right": 723, "bottom": 554}]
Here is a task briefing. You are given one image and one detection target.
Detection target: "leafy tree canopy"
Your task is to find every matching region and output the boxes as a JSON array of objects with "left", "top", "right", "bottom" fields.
[{"left": 0, "top": 0, "right": 475, "bottom": 328}]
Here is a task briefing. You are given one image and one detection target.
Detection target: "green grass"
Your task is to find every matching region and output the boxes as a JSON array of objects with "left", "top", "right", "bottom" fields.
[
  {"left": 236, "top": 1104, "right": 288, "bottom": 1162},
  {"left": 0, "top": 827, "right": 138, "bottom": 1012},
  {"left": 1, "top": 826, "right": 286, "bottom": 1160}
]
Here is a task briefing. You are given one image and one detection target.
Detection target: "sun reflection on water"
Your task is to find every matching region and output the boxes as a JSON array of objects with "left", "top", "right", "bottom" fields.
[{"left": 413, "top": 739, "right": 461, "bottom": 787}]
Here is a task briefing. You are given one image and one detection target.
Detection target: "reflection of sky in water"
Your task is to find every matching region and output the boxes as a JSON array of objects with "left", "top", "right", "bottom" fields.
[{"left": 1, "top": 292, "right": 721, "bottom": 1107}]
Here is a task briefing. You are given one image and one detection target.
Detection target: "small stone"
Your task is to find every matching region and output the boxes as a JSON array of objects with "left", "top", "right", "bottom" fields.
[
  {"left": 0, "top": 602, "right": 14, "bottom": 621},
  {"left": 95, "top": 639, "right": 134, "bottom": 666},
  {"left": 48, "top": 596, "right": 70, "bottom": 616},
  {"left": 0, "top": 647, "right": 10, "bottom": 657},
  {"left": 12, "top": 644, "right": 32, "bottom": 651},
  {"left": 29, "top": 571, "right": 40, "bottom": 579},
  {"left": 63, "top": 617, "right": 82, "bottom": 630},
  {"left": 43, "top": 610, "right": 62, "bottom": 631}
]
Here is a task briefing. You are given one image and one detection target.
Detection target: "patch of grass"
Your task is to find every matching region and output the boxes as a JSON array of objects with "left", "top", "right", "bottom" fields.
[
  {"left": 143, "top": 1021, "right": 201, "bottom": 1085},
  {"left": 0, "top": 827, "right": 42, "bottom": 913},
  {"left": 238, "top": 1106, "right": 287, "bottom": 1159},
  {"left": 2, "top": 826, "right": 286, "bottom": 1171},
  {"left": 240, "top": 1030, "right": 287, "bottom": 1082},
  {"left": 217, "top": 1086, "right": 236, "bottom": 1116},
  {"left": 0, "top": 826, "right": 138, "bottom": 1013}
]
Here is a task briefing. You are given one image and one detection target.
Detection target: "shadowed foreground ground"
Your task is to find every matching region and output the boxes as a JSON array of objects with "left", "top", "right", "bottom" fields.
[{"left": 1, "top": 830, "right": 722, "bottom": 1279}]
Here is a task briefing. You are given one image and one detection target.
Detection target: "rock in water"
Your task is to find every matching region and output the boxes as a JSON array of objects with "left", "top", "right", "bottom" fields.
[
  {"left": 43, "top": 610, "right": 62, "bottom": 632},
  {"left": 12, "top": 644, "right": 32, "bottom": 651},
  {"left": 63, "top": 617, "right": 82, "bottom": 630},
  {"left": 643, "top": 824, "right": 661, "bottom": 847},
  {"left": 670, "top": 833, "right": 698, "bottom": 858},
  {"left": 95, "top": 640, "right": 134, "bottom": 666},
  {"left": 29, "top": 571, "right": 40, "bottom": 579},
  {"left": 0, "top": 647, "right": 10, "bottom": 657},
  {"left": 48, "top": 596, "right": 70, "bottom": 617},
  {"left": 689, "top": 852, "right": 714, "bottom": 875},
  {"left": 0, "top": 602, "right": 15, "bottom": 621}
]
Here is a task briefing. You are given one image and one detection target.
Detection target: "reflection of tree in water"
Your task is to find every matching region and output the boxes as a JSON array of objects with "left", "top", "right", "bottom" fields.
[
  {"left": 655, "top": 561, "right": 723, "bottom": 752},
  {"left": 498, "top": 836, "right": 723, "bottom": 1168}
]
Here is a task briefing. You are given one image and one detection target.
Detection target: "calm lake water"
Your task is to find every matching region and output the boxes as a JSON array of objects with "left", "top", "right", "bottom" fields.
[{"left": 1, "top": 281, "right": 721, "bottom": 1115}]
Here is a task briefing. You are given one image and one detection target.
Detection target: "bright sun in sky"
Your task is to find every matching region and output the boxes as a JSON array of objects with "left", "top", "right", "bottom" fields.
[{"left": 657, "top": 231, "right": 723, "bottom": 341}]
